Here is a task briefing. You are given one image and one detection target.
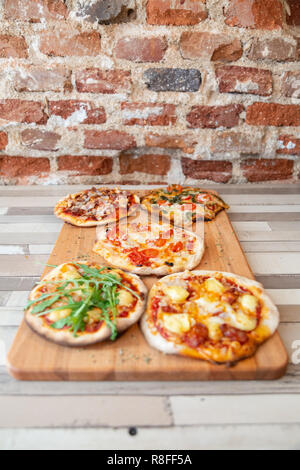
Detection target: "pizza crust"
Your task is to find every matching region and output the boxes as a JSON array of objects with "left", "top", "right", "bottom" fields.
[
  {"left": 93, "top": 223, "right": 204, "bottom": 276},
  {"left": 141, "top": 270, "right": 280, "bottom": 364},
  {"left": 25, "top": 263, "right": 148, "bottom": 347}
]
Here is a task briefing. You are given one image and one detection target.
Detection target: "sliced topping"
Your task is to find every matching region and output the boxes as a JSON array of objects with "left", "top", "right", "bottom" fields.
[
  {"left": 204, "top": 317, "right": 224, "bottom": 341},
  {"left": 225, "top": 309, "right": 257, "bottom": 332},
  {"left": 239, "top": 294, "right": 258, "bottom": 314},
  {"left": 118, "top": 289, "right": 134, "bottom": 307},
  {"left": 183, "top": 323, "right": 209, "bottom": 348},
  {"left": 48, "top": 308, "right": 72, "bottom": 323},
  {"left": 204, "top": 278, "right": 226, "bottom": 295},
  {"left": 163, "top": 285, "right": 190, "bottom": 304},
  {"left": 163, "top": 313, "right": 193, "bottom": 334},
  {"left": 220, "top": 324, "right": 248, "bottom": 345},
  {"left": 84, "top": 307, "right": 102, "bottom": 325},
  {"left": 61, "top": 265, "right": 81, "bottom": 280}
]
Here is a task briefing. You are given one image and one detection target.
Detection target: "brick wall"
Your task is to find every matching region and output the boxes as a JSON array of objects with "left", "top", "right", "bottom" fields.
[{"left": 0, "top": 0, "right": 299, "bottom": 185}]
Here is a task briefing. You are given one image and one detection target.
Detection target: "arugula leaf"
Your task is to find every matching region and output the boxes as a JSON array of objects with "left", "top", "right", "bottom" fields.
[{"left": 31, "top": 295, "right": 61, "bottom": 315}]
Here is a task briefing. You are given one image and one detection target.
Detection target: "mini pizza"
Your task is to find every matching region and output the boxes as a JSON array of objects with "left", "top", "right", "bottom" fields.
[
  {"left": 54, "top": 187, "right": 140, "bottom": 227},
  {"left": 25, "top": 262, "right": 147, "bottom": 347},
  {"left": 93, "top": 221, "right": 204, "bottom": 276},
  {"left": 141, "top": 271, "right": 279, "bottom": 364},
  {"left": 142, "top": 185, "right": 229, "bottom": 224}
]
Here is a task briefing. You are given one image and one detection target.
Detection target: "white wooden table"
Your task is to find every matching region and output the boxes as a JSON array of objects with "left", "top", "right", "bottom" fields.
[{"left": 0, "top": 184, "right": 300, "bottom": 450}]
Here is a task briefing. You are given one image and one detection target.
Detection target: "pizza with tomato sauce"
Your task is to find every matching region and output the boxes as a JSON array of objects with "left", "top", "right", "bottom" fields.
[
  {"left": 93, "top": 221, "right": 204, "bottom": 276},
  {"left": 142, "top": 185, "right": 229, "bottom": 225},
  {"left": 25, "top": 262, "right": 147, "bottom": 347},
  {"left": 141, "top": 271, "right": 279, "bottom": 364},
  {"left": 54, "top": 187, "right": 140, "bottom": 227}
]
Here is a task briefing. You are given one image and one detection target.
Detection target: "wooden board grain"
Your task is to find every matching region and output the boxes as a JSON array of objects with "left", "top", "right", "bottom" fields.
[{"left": 6, "top": 190, "right": 288, "bottom": 381}]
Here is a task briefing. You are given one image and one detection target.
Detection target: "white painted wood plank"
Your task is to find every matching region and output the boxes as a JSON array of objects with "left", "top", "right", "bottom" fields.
[
  {"left": 0, "top": 255, "right": 48, "bottom": 276},
  {"left": 232, "top": 222, "right": 271, "bottom": 232},
  {"left": 0, "top": 208, "right": 7, "bottom": 215},
  {"left": 241, "top": 242, "right": 300, "bottom": 253},
  {"left": 238, "top": 232, "right": 300, "bottom": 242},
  {"left": 29, "top": 245, "right": 54, "bottom": 255},
  {"left": 0, "top": 197, "right": 59, "bottom": 208},
  {"left": 278, "top": 323, "right": 300, "bottom": 360},
  {"left": 267, "top": 290, "right": 300, "bottom": 305},
  {"left": 0, "top": 309, "right": 23, "bottom": 326},
  {"left": 225, "top": 195, "right": 300, "bottom": 205},
  {"left": 248, "top": 253, "right": 300, "bottom": 275},
  {"left": 270, "top": 222, "right": 300, "bottom": 231},
  {"left": 0, "top": 223, "right": 61, "bottom": 233},
  {"left": 6, "top": 291, "right": 29, "bottom": 307},
  {"left": 0, "top": 246, "right": 26, "bottom": 255},
  {"left": 0, "top": 396, "right": 172, "bottom": 428},
  {"left": 171, "top": 394, "right": 300, "bottom": 425},
  {"left": 1, "top": 424, "right": 300, "bottom": 450},
  {"left": 229, "top": 205, "right": 300, "bottom": 213}
]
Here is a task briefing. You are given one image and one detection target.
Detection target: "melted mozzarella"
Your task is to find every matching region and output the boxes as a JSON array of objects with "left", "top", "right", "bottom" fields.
[
  {"left": 239, "top": 294, "right": 258, "bottom": 314},
  {"left": 204, "top": 278, "right": 226, "bottom": 295},
  {"left": 118, "top": 289, "right": 134, "bottom": 307},
  {"left": 48, "top": 308, "right": 71, "bottom": 323}
]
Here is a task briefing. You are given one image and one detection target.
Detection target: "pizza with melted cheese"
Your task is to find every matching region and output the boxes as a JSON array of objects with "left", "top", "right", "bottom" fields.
[
  {"left": 54, "top": 187, "right": 140, "bottom": 227},
  {"left": 142, "top": 185, "right": 229, "bottom": 225},
  {"left": 93, "top": 221, "right": 204, "bottom": 276},
  {"left": 25, "top": 262, "right": 147, "bottom": 347},
  {"left": 141, "top": 270, "right": 279, "bottom": 364}
]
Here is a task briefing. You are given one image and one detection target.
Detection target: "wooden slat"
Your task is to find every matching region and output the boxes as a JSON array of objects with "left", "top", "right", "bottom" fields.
[{"left": 1, "top": 424, "right": 300, "bottom": 450}]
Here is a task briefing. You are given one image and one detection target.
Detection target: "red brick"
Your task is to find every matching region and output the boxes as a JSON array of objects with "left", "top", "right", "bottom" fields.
[
  {"left": 211, "top": 131, "right": 262, "bottom": 155},
  {"left": 216, "top": 66, "right": 272, "bottom": 96},
  {"left": 0, "top": 100, "right": 47, "bottom": 125},
  {"left": 182, "top": 158, "right": 233, "bottom": 183},
  {"left": 246, "top": 103, "right": 300, "bottom": 126},
  {"left": 75, "top": 69, "right": 131, "bottom": 94},
  {"left": 58, "top": 156, "right": 113, "bottom": 176},
  {"left": 121, "top": 103, "right": 176, "bottom": 126},
  {"left": 0, "top": 132, "right": 8, "bottom": 151},
  {"left": 0, "top": 157, "right": 50, "bottom": 178},
  {"left": 39, "top": 31, "right": 101, "bottom": 57},
  {"left": 49, "top": 101, "right": 106, "bottom": 125},
  {"left": 14, "top": 67, "right": 69, "bottom": 93},
  {"left": 248, "top": 38, "right": 297, "bottom": 61},
  {"left": 120, "top": 154, "right": 170, "bottom": 176},
  {"left": 114, "top": 36, "right": 167, "bottom": 62},
  {"left": 282, "top": 72, "right": 300, "bottom": 99},
  {"left": 225, "top": 0, "right": 283, "bottom": 30},
  {"left": 147, "top": 0, "right": 207, "bottom": 26},
  {"left": 187, "top": 105, "right": 244, "bottom": 129},
  {"left": 180, "top": 32, "right": 242, "bottom": 62},
  {"left": 277, "top": 135, "right": 300, "bottom": 156},
  {"left": 286, "top": 0, "right": 300, "bottom": 26},
  {"left": 4, "top": 0, "right": 67, "bottom": 21},
  {"left": 241, "top": 158, "right": 294, "bottom": 182},
  {"left": 21, "top": 129, "right": 61, "bottom": 151},
  {"left": 0, "top": 35, "right": 28, "bottom": 58},
  {"left": 145, "top": 133, "right": 197, "bottom": 154},
  {"left": 84, "top": 131, "right": 136, "bottom": 151}
]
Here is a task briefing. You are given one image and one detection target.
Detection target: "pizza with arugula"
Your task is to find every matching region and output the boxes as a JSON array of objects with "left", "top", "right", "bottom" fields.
[{"left": 25, "top": 262, "right": 147, "bottom": 347}]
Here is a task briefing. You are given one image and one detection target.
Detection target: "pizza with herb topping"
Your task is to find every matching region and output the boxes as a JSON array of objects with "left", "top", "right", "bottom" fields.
[
  {"left": 93, "top": 220, "right": 204, "bottom": 276},
  {"left": 141, "top": 270, "right": 279, "bottom": 364},
  {"left": 25, "top": 262, "right": 147, "bottom": 347},
  {"left": 142, "top": 185, "right": 229, "bottom": 224},
  {"left": 54, "top": 187, "right": 140, "bottom": 227}
]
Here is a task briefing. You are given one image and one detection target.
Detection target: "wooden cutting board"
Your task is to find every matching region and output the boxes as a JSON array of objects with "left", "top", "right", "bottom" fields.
[{"left": 7, "top": 190, "right": 288, "bottom": 381}]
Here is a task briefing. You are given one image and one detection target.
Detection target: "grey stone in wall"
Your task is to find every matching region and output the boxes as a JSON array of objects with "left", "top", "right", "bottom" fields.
[
  {"left": 144, "top": 68, "right": 202, "bottom": 92},
  {"left": 75, "top": 0, "right": 133, "bottom": 23}
]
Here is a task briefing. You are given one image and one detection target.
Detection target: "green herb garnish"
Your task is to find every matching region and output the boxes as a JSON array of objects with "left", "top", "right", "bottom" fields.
[{"left": 26, "top": 263, "right": 141, "bottom": 340}]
